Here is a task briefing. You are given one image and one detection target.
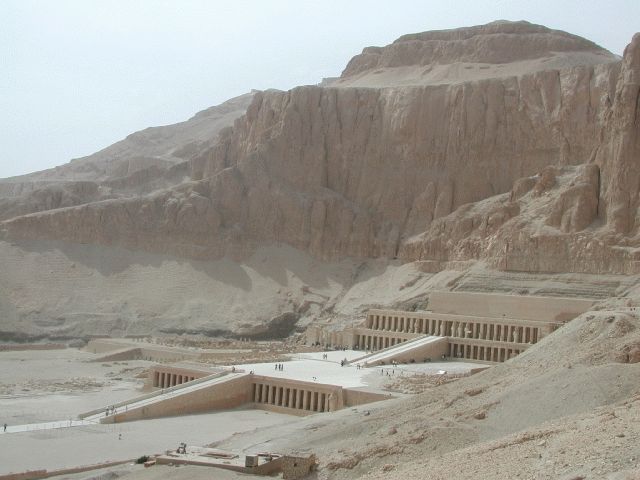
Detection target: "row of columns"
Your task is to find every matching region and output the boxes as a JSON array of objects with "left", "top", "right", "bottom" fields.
[
  {"left": 366, "top": 314, "right": 539, "bottom": 344},
  {"left": 252, "top": 383, "right": 332, "bottom": 413},
  {"left": 153, "top": 371, "right": 196, "bottom": 388},
  {"left": 356, "top": 334, "right": 408, "bottom": 351},
  {"left": 449, "top": 342, "right": 522, "bottom": 362}
]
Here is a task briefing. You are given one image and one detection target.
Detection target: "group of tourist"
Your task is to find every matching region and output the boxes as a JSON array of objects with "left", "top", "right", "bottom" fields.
[
  {"left": 274, "top": 363, "right": 285, "bottom": 371},
  {"left": 105, "top": 405, "right": 118, "bottom": 416}
]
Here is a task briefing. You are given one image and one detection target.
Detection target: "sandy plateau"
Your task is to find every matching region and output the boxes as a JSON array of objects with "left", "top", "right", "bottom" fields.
[{"left": 1, "top": 20, "right": 640, "bottom": 480}]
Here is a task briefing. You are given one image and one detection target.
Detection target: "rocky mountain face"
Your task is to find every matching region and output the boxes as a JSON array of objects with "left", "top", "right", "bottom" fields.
[
  {"left": 1, "top": 21, "right": 639, "bottom": 338},
  {"left": 0, "top": 92, "right": 254, "bottom": 221},
  {"left": 3, "top": 22, "right": 635, "bottom": 270}
]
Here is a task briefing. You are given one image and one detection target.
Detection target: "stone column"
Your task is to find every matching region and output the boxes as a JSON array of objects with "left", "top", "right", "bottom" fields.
[
  {"left": 302, "top": 391, "right": 309, "bottom": 410},
  {"left": 270, "top": 385, "right": 277, "bottom": 404}
]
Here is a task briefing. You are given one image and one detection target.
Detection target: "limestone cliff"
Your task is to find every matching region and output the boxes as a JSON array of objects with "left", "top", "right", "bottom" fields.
[
  {"left": 2, "top": 22, "right": 639, "bottom": 271},
  {"left": 401, "top": 29, "right": 640, "bottom": 274},
  {"left": 1, "top": 22, "right": 640, "bottom": 340},
  {"left": 597, "top": 33, "right": 640, "bottom": 236},
  {"left": 3, "top": 22, "right": 630, "bottom": 273},
  {"left": 0, "top": 92, "right": 254, "bottom": 221}
]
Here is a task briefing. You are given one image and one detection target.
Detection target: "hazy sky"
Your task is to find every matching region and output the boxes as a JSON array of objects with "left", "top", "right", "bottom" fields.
[{"left": 1, "top": 0, "right": 639, "bottom": 179}]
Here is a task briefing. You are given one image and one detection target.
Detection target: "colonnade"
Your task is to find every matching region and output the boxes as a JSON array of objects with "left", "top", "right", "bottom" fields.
[
  {"left": 448, "top": 342, "right": 522, "bottom": 362},
  {"left": 252, "top": 382, "right": 333, "bottom": 413},
  {"left": 366, "top": 311, "right": 541, "bottom": 345},
  {"left": 354, "top": 334, "right": 409, "bottom": 351},
  {"left": 153, "top": 371, "right": 197, "bottom": 388}
]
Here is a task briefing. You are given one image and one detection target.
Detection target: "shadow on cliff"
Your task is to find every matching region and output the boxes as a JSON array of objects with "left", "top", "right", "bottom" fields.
[
  {"left": 5, "top": 238, "right": 382, "bottom": 294},
  {"left": 245, "top": 244, "right": 353, "bottom": 291},
  {"left": 7, "top": 239, "right": 254, "bottom": 291}
]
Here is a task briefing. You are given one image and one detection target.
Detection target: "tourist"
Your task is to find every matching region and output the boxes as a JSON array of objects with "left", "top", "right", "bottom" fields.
[
  {"left": 3, "top": 423, "right": 6, "bottom": 432},
  {"left": 275, "top": 363, "right": 278, "bottom": 370}
]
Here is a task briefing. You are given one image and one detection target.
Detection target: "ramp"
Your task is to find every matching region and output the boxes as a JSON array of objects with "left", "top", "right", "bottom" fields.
[
  {"left": 83, "top": 371, "right": 249, "bottom": 423},
  {"left": 352, "top": 335, "right": 448, "bottom": 367}
]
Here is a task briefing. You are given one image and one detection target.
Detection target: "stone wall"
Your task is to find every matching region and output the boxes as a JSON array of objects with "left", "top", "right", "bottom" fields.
[{"left": 428, "top": 291, "right": 594, "bottom": 322}]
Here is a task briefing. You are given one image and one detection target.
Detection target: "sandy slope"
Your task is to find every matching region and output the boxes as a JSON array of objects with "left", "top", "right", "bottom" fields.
[{"left": 1, "top": 238, "right": 633, "bottom": 340}]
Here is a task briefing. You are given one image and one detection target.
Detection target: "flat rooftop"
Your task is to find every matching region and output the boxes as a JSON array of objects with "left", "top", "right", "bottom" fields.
[{"left": 234, "top": 350, "right": 486, "bottom": 389}]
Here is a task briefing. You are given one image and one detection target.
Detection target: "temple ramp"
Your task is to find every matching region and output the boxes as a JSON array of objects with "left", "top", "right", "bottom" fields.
[
  {"left": 352, "top": 336, "right": 448, "bottom": 367},
  {"left": 84, "top": 371, "right": 250, "bottom": 423}
]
